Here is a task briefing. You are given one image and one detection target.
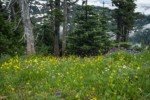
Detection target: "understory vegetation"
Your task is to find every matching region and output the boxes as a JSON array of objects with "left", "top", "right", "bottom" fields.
[{"left": 0, "top": 51, "right": 150, "bottom": 100}]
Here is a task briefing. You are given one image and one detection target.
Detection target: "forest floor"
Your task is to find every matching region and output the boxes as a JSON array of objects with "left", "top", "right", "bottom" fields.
[{"left": 0, "top": 51, "right": 150, "bottom": 100}]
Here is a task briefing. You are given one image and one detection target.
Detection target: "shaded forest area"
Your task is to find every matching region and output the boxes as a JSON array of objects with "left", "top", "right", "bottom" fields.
[{"left": 0, "top": 0, "right": 150, "bottom": 57}]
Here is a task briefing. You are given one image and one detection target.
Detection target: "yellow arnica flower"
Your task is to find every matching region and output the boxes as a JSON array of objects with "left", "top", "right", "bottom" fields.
[
  {"left": 75, "top": 94, "right": 79, "bottom": 98},
  {"left": 90, "top": 97, "right": 97, "bottom": 100},
  {"left": 137, "top": 67, "right": 140, "bottom": 70},
  {"left": 11, "top": 88, "right": 15, "bottom": 91},
  {"left": 92, "top": 87, "right": 95, "bottom": 91},
  {"left": 26, "top": 81, "right": 30, "bottom": 85},
  {"left": 80, "top": 76, "right": 83, "bottom": 79}
]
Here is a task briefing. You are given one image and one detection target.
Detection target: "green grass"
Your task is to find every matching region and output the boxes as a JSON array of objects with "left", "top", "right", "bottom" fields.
[{"left": 0, "top": 51, "right": 150, "bottom": 100}]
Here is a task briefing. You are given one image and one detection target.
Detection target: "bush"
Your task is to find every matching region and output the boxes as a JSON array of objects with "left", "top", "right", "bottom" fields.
[{"left": 112, "top": 42, "right": 131, "bottom": 49}]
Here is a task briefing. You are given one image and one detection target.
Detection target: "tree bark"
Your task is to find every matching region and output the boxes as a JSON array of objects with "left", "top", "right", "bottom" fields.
[
  {"left": 62, "top": 0, "right": 67, "bottom": 55},
  {"left": 19, "top": 0, "right": 35, "bottom": 55},
  {"left": 54, "top": 0, "right": 60, "bottom": 56},
  {"left": 116, "top": 20, "right": 121, "bottom": 42}
]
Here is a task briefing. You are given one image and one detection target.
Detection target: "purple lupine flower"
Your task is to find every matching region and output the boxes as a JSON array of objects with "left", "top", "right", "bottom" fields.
[
  {"left": 126, "top": 49, "right": 136, "bottom": 54},
  {"left": 110, "top": 48, "right": 118, "bottom": 53},
  {"left": 56, "top": 91, "right": 61, "bottom": 96}
]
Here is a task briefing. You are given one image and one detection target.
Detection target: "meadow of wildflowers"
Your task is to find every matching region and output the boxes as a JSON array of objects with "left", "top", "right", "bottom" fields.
[{"left": 0, "top": 51, "right": 150, "bottom": 100}]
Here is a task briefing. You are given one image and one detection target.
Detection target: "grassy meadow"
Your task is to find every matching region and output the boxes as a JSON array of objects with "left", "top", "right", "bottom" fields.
[{"left": 0, "top": 51, "right": 150, "bottom": 100}]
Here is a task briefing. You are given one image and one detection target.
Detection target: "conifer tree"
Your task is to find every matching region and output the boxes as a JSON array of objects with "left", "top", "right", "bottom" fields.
[
  {"left": 67, "top": 5, "right": 110, "bottom": 56},
  {"left": 0, "top": 0, "right": 24, "bottom": 55},
  {"left": 112, "top": 0, "right": 136, "bottom": 42}
]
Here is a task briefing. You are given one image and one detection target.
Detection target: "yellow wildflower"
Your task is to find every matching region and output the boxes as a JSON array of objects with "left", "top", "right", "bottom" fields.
[
  {"left": 90, "top": 97, "right": 97, "bottom": 100},
  {"left": 92, "top": 87, "right": 95, "bottom": 91},
  {"left": 80, "top": 76, "right": 83, "bottom": 79},
  {"left": 11, "top": 88, "right": 15, "bottom": 91},
  {"left": 75, "top": 94, "right": 79, "bottom": 98}
]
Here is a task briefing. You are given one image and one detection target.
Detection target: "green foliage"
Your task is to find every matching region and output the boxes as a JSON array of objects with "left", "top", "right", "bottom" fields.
[
  {"left": 34, "top": 0, "right": 63, "bottom": 55},
  {"left": 132, "top": 45, "right": 143, "bottom": 51},
  {"left": 67, "top": 5, "right": 110, "bottom": 56},
  {"left": 34, "top": 22, "right": 54, "bottom": 55},
  {"left": 112, "top": 0, "right": 136, "bottom": 42},
  {"left": 0, "top": 1, "right": 25, "bottom": 56},
  {"left": 53, "top": 8, "right": 64, "bottom": 22},
  {"left": 0, "top": 51, "right": 150, "bottom": 99},
  {"left": 112, "top": 42, "right": 132, "bottom": 49}
]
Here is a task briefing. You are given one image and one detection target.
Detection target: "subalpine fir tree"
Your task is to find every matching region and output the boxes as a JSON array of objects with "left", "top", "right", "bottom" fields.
[
  {"left": 0, "top": 0, "right": 24, "bottom": 55},
  {"left": 67, "top": 5, "right": 110, "bottom": 56},
  {"left": 112, "top": 0, "right": 136, "bottom": 42},
  {"left": 0, "top": 1, "right": 13, "bottom": 55}
]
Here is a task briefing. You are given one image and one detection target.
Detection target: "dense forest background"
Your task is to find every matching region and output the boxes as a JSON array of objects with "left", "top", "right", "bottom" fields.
[{"left": 0, "top": 0, "right": 150, "bottom": 56}]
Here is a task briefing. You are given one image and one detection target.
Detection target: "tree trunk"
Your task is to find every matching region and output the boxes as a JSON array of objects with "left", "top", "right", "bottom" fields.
[
  {"left": 62, "top": 0, "right": 67, "bottom": 55},
  {"left": 116, "top": 32, "right": 120, "bottom": 42},
  {"left": 54, "top": 0, "right": 60, "bottom": 56},
  {"left": 19, "top": 0, "right": 35, "bottom": 55},
  {"left": 116, "top": 21, "right": 121, "bottom": 42},
  {"left": 124, "top": 29, "right": 129, "bottom": 42}
]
